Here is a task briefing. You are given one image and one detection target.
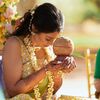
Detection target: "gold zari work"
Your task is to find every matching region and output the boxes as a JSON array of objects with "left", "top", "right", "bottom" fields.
[{"left": 5, "top": 36, "right": 54, "bottom": 100}]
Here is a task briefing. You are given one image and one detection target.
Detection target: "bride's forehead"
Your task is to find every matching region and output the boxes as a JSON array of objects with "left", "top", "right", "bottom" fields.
[{"left": 45, "top": 32, "right": 60, "bottom": 37}]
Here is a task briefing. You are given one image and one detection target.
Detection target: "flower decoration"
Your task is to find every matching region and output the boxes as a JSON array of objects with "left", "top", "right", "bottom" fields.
[{"left": 0, "top": 0, "right": 19, "bottom": 47}]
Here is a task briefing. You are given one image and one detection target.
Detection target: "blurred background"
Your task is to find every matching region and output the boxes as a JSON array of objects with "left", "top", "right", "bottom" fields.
[
  {"left": 0, "top": 0, "right": 100, "bottom": 99},
  {"left": 0, "top": 0, "right": 100, "bottom": 55}
]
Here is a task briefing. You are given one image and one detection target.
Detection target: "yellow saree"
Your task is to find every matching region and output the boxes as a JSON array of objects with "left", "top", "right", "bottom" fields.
[{"left": 5, "top": 36, "right": 50, "bottom": 100}]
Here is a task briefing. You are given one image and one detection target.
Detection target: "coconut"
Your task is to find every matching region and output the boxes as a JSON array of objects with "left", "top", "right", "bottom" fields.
[{"left": 53, "top": 37, "right": 74, "bottom": 56}]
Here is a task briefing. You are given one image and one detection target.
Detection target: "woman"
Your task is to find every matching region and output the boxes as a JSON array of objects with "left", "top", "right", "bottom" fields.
[{"left": 2, "top": 3, "right": 76, "bottom": 100}]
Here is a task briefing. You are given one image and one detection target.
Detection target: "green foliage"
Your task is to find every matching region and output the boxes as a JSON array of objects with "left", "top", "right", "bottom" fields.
[
  {"left": 83, "top": 0, "right": 100, "bottom": 22},
  {"left": 38, "top": 0, "right": 100, "bottom": 24}
]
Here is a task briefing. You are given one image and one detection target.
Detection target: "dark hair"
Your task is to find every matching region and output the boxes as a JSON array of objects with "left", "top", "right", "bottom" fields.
[{"left": 13, "top": 3, "right": 64, "bottom": 36}]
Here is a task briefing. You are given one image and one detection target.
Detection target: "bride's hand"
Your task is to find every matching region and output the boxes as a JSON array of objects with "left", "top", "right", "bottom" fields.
[
  {"left": 46, "top": 60, "right": 63, "bottom": 73},
  {"left": 46, "top": 56, "right": 76, "bottom": 73},
  {"left": 61, "top": 56, "right": 76, "bottom": 73}
]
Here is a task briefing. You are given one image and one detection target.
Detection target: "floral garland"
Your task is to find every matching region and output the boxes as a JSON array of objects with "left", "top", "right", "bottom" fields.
[
  {"left": 0, "top": 0, "right": 19, "bottom": 47},
  {"left": 23, "top": 35, "right": 54, "bottom": 100}
]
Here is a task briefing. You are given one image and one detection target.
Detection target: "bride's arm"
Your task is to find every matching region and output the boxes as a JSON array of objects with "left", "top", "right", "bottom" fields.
[
  {"left": 2, "top": 37, "right": 49, "bottom": 97},
  {"left": 3, "top": 37, "right": 63, "bottom": 98}
]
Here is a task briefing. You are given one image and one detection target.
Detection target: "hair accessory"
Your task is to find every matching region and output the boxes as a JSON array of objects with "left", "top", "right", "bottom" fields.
[
  {"left": 20, "top": 17, "right": 24, "bottom": 22},
  {"left": 30, "top": 5, "right": 38, "bottom": 15},
  {"left": 28, "top": 5, "right": 38, "bottom": 34},
  {"left": 28, "top": 9, "right": 35, "bottom": 35}
]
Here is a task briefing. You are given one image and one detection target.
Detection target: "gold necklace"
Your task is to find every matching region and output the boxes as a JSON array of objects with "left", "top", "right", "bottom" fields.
[
  {"left": 23, "top": 35, "right": 41, "bottom": 71},
  {"left": 23, "top": 35, "right": 54, "bottom": 100}
]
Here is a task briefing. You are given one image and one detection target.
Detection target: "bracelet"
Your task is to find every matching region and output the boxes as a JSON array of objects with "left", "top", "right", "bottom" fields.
[{"left": 44, "top": 66, "right": 54, "bottom": 77}]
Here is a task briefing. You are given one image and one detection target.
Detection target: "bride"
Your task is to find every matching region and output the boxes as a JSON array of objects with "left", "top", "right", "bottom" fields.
[{"left": 2, "top": 3, "right": 76, "bottom": 100}]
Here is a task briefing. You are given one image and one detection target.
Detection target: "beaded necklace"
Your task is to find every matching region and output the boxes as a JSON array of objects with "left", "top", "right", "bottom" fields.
[{"left": 23, "top": 35, "right": 54, "bottom": 100}]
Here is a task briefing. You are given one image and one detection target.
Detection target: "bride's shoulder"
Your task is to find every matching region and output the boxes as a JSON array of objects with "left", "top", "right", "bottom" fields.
[
  {"left": 5, "top": 36, "right": 21, "bottom": 46},
  {"left": 3, "top": 36, "right": 21, "bottom": 52}
]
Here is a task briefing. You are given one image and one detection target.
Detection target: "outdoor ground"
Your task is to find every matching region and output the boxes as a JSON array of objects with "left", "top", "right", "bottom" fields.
[{"left": 56, "top": 57, "right": 96, "bottom": 99}]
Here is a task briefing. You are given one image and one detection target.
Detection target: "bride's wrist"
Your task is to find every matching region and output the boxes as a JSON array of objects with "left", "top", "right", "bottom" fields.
[
  {"left": 44, "top": 65, "right": 55, "bottom": 76},
  {"left": 44, "top": 66, "right": 63, "bottom": 78}
]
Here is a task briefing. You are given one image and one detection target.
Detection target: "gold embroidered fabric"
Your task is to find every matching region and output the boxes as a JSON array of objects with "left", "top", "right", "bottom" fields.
[
  {"left": 19, "top": 36, "right": 35, "bottom": 78},
  {"left": 5, "top": 36, "right": 49, "bottom": 100},
  {"left": 6, "top": 94, "right": 35, "bottom": 100}
]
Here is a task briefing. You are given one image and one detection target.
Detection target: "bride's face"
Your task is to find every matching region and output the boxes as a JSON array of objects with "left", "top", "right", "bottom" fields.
[{"left": 36, "top": 32, "right": 60, "bottom": 47}]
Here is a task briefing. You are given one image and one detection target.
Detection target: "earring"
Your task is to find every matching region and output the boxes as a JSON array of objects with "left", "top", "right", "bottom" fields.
[{"left": 31, "top": 31, "right": 35, "bottom": 35}]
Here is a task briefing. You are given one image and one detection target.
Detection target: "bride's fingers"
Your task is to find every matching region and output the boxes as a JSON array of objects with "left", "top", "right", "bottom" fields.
[
  {"left": 71, "top": 60, "right": 77, "bottom": 68},
  {"left": 64, "top": 64, "right": 73, "bottom": 71},
  {"left": 62, "top": 61, "right": 76, "bottom": 73},
  {"left": 62, "top": 58, "right": 71, "bottom": 67}
]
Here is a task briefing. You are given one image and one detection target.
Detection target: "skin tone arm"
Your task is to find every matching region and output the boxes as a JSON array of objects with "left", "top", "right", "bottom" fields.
[{"left": 2, "top": 37, "right": 62, "bottom": 97}]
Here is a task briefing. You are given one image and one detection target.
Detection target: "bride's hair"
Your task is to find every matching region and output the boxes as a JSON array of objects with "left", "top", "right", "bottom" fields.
[{"left": 13, "top": 3, "right": 64, "bottom": 36}]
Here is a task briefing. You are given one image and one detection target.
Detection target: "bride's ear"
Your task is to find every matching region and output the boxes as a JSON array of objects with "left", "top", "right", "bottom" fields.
[{"left": 31, "top": 25, "right": 38, "bottom": 33}]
